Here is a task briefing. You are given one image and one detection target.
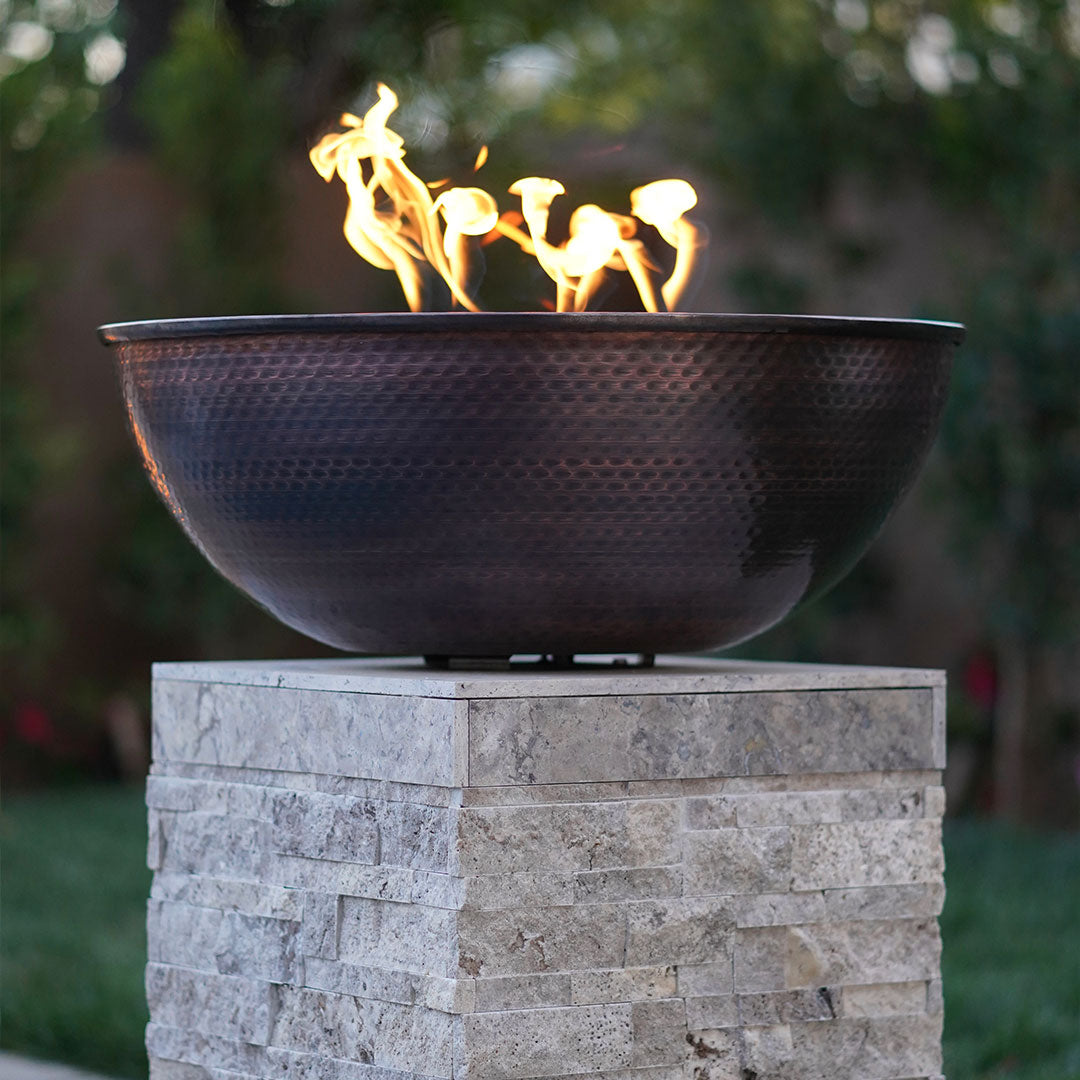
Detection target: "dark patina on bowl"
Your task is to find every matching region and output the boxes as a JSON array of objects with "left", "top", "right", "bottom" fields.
[{"left": 98, "top": 312, "right": 963, "bottom": 657}]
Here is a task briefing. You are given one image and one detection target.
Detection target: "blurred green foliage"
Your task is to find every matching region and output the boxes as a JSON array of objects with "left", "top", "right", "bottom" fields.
[{"left": 1, "top": 0, "right": 1077, "bottom": 811}]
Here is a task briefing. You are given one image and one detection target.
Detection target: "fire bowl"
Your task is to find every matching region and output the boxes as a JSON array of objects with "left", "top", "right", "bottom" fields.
[{"left": 99, "top": 312, "right": 962, "bottom": 656}]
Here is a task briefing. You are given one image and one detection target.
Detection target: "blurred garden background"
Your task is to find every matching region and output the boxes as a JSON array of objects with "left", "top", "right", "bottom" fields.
[{"left": 1, "top": 0, "right": 1078, "bottom": 1076}]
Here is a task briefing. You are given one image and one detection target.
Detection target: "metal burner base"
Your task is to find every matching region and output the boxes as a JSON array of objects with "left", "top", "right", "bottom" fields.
[{"left": 423, "top": 653, "right": 656, "bottom": 671}]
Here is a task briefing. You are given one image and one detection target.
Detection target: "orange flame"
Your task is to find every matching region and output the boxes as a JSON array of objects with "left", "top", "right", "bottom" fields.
[{"left": 311, "top": 84, "right": 704, "bottom": 312}]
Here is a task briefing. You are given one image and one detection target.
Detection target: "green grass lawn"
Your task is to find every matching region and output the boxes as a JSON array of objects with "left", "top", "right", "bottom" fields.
[
  {"left": 1, "top": 785, "right": 1077, "bottom": 1079},
  {"left": 1, "top": 785, "right": 151, "bottom": 1079}
]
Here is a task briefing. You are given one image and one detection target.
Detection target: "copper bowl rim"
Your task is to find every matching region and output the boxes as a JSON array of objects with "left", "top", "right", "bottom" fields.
[{"left": 97, "top": 311, "right": 966, "bottom": 346}]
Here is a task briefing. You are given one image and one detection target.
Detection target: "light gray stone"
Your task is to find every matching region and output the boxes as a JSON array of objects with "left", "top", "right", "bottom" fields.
[
  {"left": 843, "top": 981, "right": 928, "bottom": 1018},
  {"left": 472, "top": 973, "right": 572, "bottom": 1011},
  {"left": 269, "top": 986, "right": 455, "bottom": 1075},
  {"left": 147, "top": 810, "right": 165, "bottom": 870},
  {"left": 684, "top": 827, "right": 792, "bottom": 896},
  {"left": 781, "top": 919, "right": 942, "bottom": 989},
  {"left": 453, "top": 800, "right": 679, "bottom": 876},
  {"left": 149, "top": 1058, "right": 214, "bottom": 1080},
  {"left": 459, "top": 1004, "right": 633, "bottom": 1078},
  {"left": 677, "top": 961, "right": 734, "bottom": 998},
  {"left": 155, "top": 810, "right": 268, "bottom": 880},
  {"left": 369, "top": 999, "right": 455, "bottom": 1075},
  {"left": 314, "top": 772, "right": 459, "bottom": 808},
  {"left": 684, "top": 795, "right": 738, "bottom": 829},
  {"left": 150, "top": 871, "right": 304, "bottom": 920},
  {"left": 461, "top": 781, "right": 633, "bottom": 807},
  {"left": 460, "top": 871, "right": 576, "bottom": 911},
  {"left": 574, "top": 867, "right": 682, "bottom": 903},
  {"left": 837, "top": 787, "right": 926, "bottom": 822},
  {"left": 213, "top": 911, "right": 301, "bottom": 983},
  {"left": 516, "top": 1071, "right": 684, "bottom": 1080},
  {"left": 148, "top": 900, "right": 223, "bottom": 967},
  {"left": 411, "top": 871, "right": 466, "bottom": 909},
  {"left": 823, "top": 883, "right": 946, "bottom": 922},
  {"left": 147, "top": 1022, "right": 448, "bottom": 1080},
  {"left": 469, "top": 689, "right": 935, "bottom": 786},
  {"left": 737, "top": 987, "right": 838, "bottom": 1025},
  {"left": 378, "top": 801, "right": 450, "bottom": 872},
  {"left": 154, "top": 657, "right": 943, "bottom": 700},
  {"left": 571, "top": 967, "right": 678, "bottom": 1005},
  {"left": 741, "top": 1023, "right": 795, "bottom": 1074},
  {"left": 625, "top": 898, "right": 735, "bottom": 967},
  {"left": 631, "top": 999, "right": 688, "bottom": 1066},
  {"left": 732, "top": 791, "right": 844, "bottom": 827},
  {"left": 153, "top": 679, "right": 465, "bottom": 787},
  {"left": 923, "top": 785, "right": 946, "bottom": 819},
  {"left": 338, "top": 896, "right": 455, "bottom": 978},
  {"left": 457, "top": 904, "right": 625, "bottom": 977},
  {"left": 732, "top": 891, "right": 826, "bottom": 928},
  {"left": 147, "top": 660, "right": 947, "bottom": 1079},
  {"left": 145, "top": 965, "right": 274, "bottom": 1044},
  {"left": 681, "top": 1028, "right": 743, "bottom": 1079},
  {"left": 270, "top": 855, "right": 414, "bottom": 902},
  {"left": 685, "top": 995, "right": 738, "bottom": 1029},
  {"left": 791, "top": 820, "right": 944, "bottom": 891},
  {"left": 300, "top": 893, "right": 340, "bottom": 960},
  {"left": 267, "top": 986, "right": 373, "bottom": 1062},
  {"left": 789, "top": 1014, "right": 943, "bottom": 1079},
  {"left": 271, "top": 791, "right": 379, "bottom": 863},
  {"left": 301, "top": 957, "right": 462, "bottom": 1013},
  {"left": 733, "top": 927, "right": 788, "bottom": 993},
  {"left": 932, "top": 683, "right": 947, "bottom": 769}
]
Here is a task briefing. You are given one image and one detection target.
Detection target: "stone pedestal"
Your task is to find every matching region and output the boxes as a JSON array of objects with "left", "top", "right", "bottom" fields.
[{"left": 145, "top": 658, "right": 946, "bottom": 1080}]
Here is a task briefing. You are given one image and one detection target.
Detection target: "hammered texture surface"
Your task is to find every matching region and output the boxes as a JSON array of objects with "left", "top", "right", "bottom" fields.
[{"left": 114, "top": 327, "right": 953, "bottom": 653}]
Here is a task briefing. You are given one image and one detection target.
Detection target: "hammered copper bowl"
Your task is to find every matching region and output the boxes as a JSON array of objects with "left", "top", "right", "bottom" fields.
[{"left": 98, "top": 312, "right": 962, "bottom": 656}]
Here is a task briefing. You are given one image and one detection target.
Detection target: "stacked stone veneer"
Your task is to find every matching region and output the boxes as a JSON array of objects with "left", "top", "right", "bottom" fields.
[{"left": 146, "top": 659, "right": 947, "bottom": 1080}]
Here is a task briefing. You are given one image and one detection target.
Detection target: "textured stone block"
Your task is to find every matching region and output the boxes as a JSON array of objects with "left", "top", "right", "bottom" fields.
[
  {"left": 732, "top": 791, "right": 844, "bottom": 827},
  {"left": 677, "top": 961, "right": 735, "bottom": 997},
  {"left": 823, "top": 882, "right": 946, "bottom": 922},
  {"left": 151, "top": 871, "right": 304, "bottom": 920},
  {"left": 152, "top": 678, "right": 467, "bottom": 787},
  {"left": 457, "top": 904, "right": 625, "bottom": 977},
  {"left": 790, "top": 1014, "right": 943, "bottom": 1079},
  {"left": 843, "top": 981, "right": 928, "bottom": 1018},
  {"left": 472, "top": 973, "right": 572, "bottom": 1012},
  {"left": 732, "top": 890, "right": 826, "bottom": 928},
  {"left": 684, "top": 827, "right": 792, "bottom": 895},
  {"left": 738, "top": 987, "right": 839, "bottom": 1025},
  {"left": 300, "top": 892, "right": 340, "bottom": 960},
  {"left": 685, "top": 995, "right": 738, "bottom": 1029},
  {"left": 338, "top": 897, "right": 454, "bottom": 978},
  {"left": 271, "top": 791, "right": 378, "bottom": 864},
  {"left": 147, "top": 658, "right": 946, "bottom": 1080},
  {"left": 574, "top": 867, "right": 682, "bottom": 903},
  {"left": 791, "top": 820, "right": 944, "bottom": 890},
  {"left": 625, "top": 898, "right": 735, "bottom": 967},
  {"left": 145, "top": 965, "right": 274, "bottom": 1044},
  {"left": 571, "top": 967, "right": 678, "bottom": 1005},
  {"left": 301, "top": 957, "right": 462, "bottom": 1013},
  {"left": 631, "top": 999, "right": 688, "bottom": 1066},
  {"left": 459, "top": 1004, "right": 633, "bottom": 1078},
  {"left": 782, "top": 919, "right": 942, "bottom": 989},
  {"left": 453, "top": 800, "right": 679, "bottom": 876},
  {"left": 460, "top": 871, "right": 575, "bottom": 910},
  {"left": 469, "top": 688, "right": 936, "bottom": 786}
]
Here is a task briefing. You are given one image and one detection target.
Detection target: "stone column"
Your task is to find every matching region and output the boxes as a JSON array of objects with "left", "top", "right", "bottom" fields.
[{"left": 145, "top": 658, "right": 947, "bottom": 1080}]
